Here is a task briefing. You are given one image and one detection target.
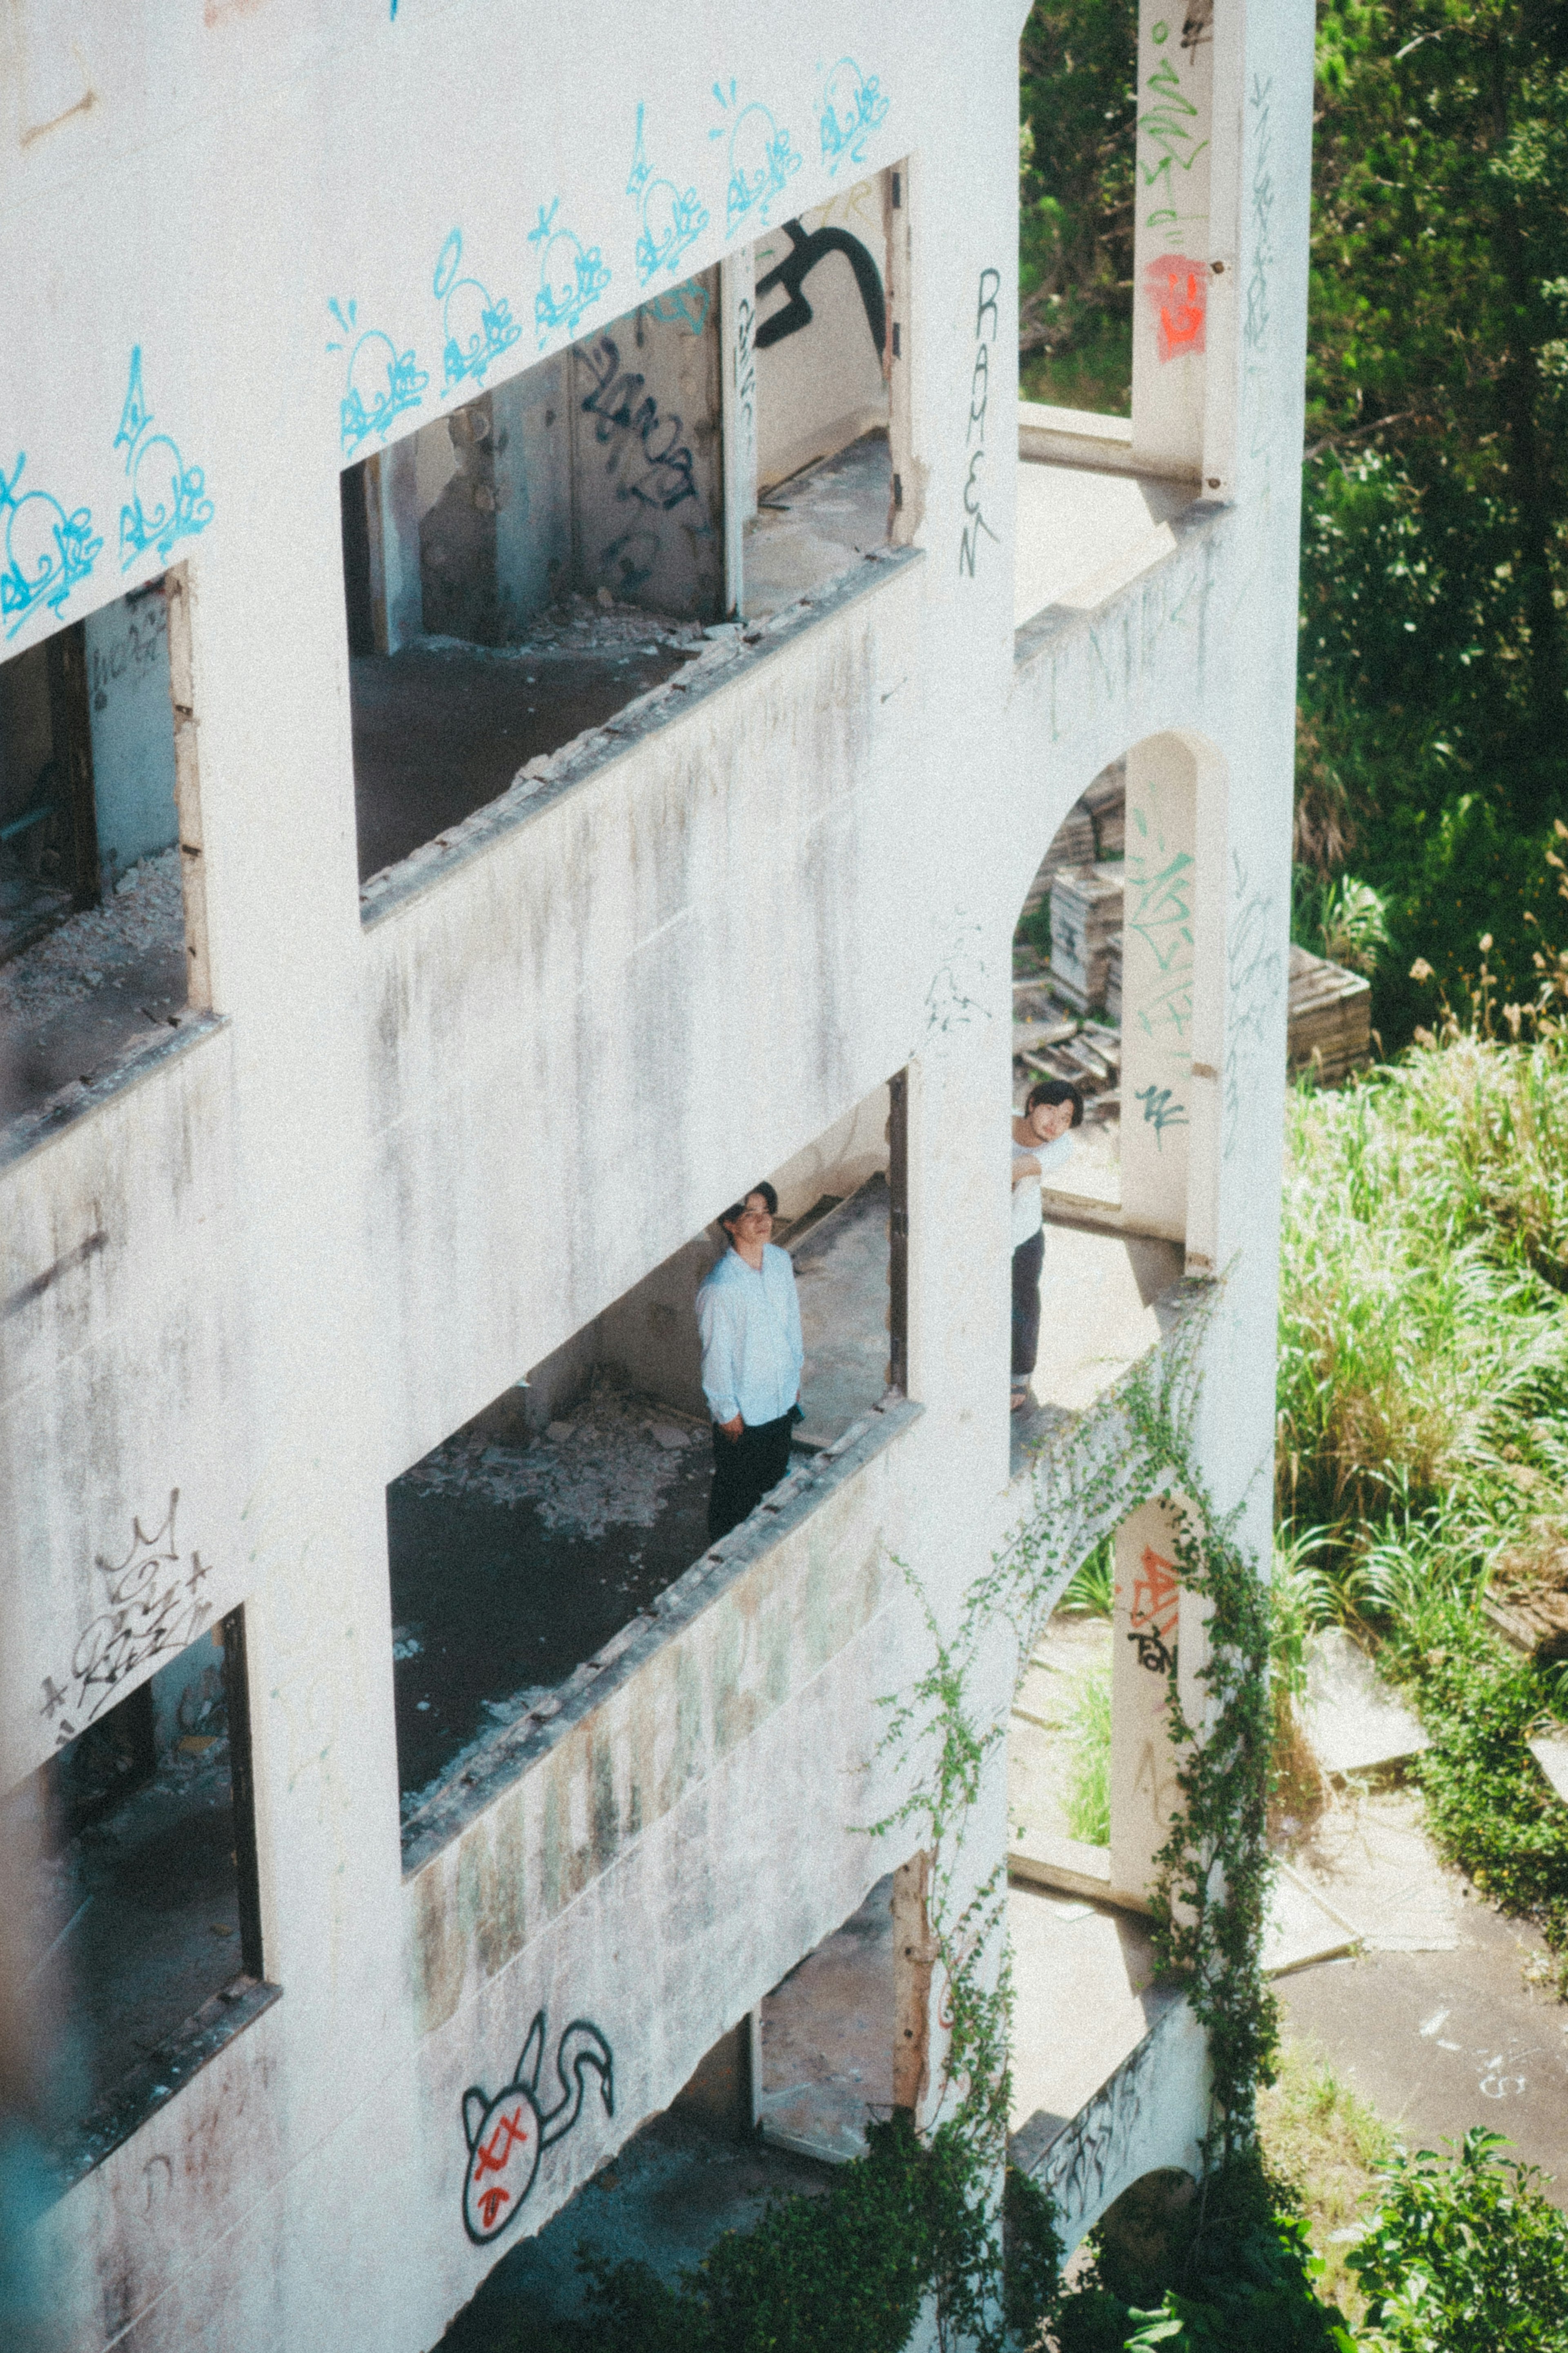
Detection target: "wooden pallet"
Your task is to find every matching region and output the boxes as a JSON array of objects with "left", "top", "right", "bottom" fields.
[{"left": 1288, "top": 943, "right": 1370, "bottom": 1085}]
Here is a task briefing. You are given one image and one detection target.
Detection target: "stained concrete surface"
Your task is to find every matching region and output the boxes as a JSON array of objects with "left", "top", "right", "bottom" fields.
[
  {"left": 388, "top": 1378, "right": 715, "bottom": 1810},
  {"left": 0, "top": 850, "right": 186, "bottom": 1128},
  {"left": 756, "top": 1872, "right": 896, "bottom": 2162},
  {"left": 790, "top": 1175, "right": 895, "bottom": 1452},
  {"left": 1302, "top": 1627, "right": 1430, "bottom": 1778},
  {"left": 1011, "top": 1218, "right": 1186, "bottom": 1473},
  {"left": 1014, "top": 460, "right": 1196, "bottom": 629},
  {"left": 40, "top": 1738, "right": 243, "bottom": 2118},
  {"left": 1009, "top": 1882, "right": 1173, "bottom": 2153},
  {"left": 350, "top": 606, "right": 704, "bottom": 884},
  {"left": 438, "top": 2109, "right": 835, "bottom": 2348},
  {"left": 744, "top": 430, "right": 891, "bottom": 623}
]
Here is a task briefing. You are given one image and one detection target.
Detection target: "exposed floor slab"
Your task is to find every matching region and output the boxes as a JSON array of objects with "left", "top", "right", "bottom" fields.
[
  {"left": 0, "top": 850, "right": 186, "bottom": 1128},
  {"left": 1009, "top": 1881, "right": 1177, "bottom": 2157},
  {"left": 744, "top": 431, "right": 891, "bottom": 623},
  {"left": 1010, "top": 1221, "right": 1187, "bottom": 1468},
  {"left": 1303, "top": 1628, "right": 1430, "bottom": 1779},
  {"left": 1013, "top": 459, "right": 1196, "bottom": 629},
  {"left": 790, "top": 1175, "right": 895, "bottom": 1453}
]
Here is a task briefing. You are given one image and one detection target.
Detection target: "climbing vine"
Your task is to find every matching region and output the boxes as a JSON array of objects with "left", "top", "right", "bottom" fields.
[{"left": 873, "top": 1284, "right": 1278, "bottom": 2332}]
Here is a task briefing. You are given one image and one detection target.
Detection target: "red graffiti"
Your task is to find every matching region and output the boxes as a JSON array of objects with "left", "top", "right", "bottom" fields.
[
  {"left": 477, "top": 2186, "right": 511, "bottom": 2230},
  {"left": 475, "top": 2104, "right": 533, "bottom": 2179},
  {"left": 1144, "top": 255, "right": 1207, "bottom": 363},
  {"left": 1129, "top": 1546, "right": 1180, "bottom": 1642}
]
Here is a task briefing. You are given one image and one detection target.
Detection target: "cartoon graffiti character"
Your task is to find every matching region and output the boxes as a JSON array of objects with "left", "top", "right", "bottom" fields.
[
  {"left": 0, "top": 453, "right": 102, "bottom": 639},
  {"left": 528, "top": 203, "right": 613, "bottom": 348},
  {"left": 328, "top": 299, "right": 428, "bottom": 457},
  {"left": 1143, "top": 253, "right": 1207, "bottom": 363},
  {"left": 460, "top": 2012, "right": 613, "bottom": 2246},
  {"left": 432, "top": 230, "right": 523, "bottom": 393},
  {"left": 114, "top": 349, "right": 214, "bottom": 571},
  {"left": 819, "top": 58, "right": 889, "bottom": 175},
  {"left": 628, "top": 103, "right": 709, "bottom": 286},
  {"left": 711, "top": 84, "right": 801, "bottom": 234}
]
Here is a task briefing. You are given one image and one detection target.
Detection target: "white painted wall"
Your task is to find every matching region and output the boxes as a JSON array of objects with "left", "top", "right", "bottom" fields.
[{"left": 0, "top": 3, "right": 1316, "bottom": 2344}]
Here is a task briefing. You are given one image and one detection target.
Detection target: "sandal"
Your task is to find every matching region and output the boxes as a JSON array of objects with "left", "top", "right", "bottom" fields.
[{"left": 1010, "top": 1387, "right": 1031, "bottom": 1413}]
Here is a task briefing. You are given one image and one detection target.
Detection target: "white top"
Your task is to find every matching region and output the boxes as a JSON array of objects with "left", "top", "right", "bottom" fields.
[
  {"left": 1011, "top": 1128, "right": 1075, "bottom": 1248},
  {"left": 696, "top": 1241, "right": 804, "bottom": 1427}
]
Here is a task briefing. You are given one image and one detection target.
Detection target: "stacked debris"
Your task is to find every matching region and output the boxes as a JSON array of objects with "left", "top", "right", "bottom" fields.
[
  {"left": 1018, "top": 761, "right": 1126, "bottom": 923},
  {"left": 1286, "top": 944, "right": 1371, "bottom": 1085},
  {"left": 1013, "top": 948, "right": 1120, "bottom": 1106},
  {"left": 1048, "top": 863, "right": 1124, "bottom": 1013}
]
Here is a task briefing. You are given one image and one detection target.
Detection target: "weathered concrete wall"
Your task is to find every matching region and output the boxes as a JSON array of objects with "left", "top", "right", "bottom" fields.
[
  {"left": 82, "top": 584, "right": 178, "bottom": 886},
  {"left": 754, "top": 174, "right": 892, "bottom": 487},
  {"left": 0, "top": 2, "right": 1316, "bottom": 2344}
]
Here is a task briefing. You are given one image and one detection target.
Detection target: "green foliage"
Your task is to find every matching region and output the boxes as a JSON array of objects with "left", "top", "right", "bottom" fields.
[
  {"left": 1018, "top": 1, "right": 1136, "bottom": 399},
  {"left": 1410, "top": 1632, "right": 1568, "bottom": 1949},
  {"left": 1064, "top": 1660, "right": 1112, "bottom": 1845},
  {"left": 1057, "top": 2155, "right": 1353, "bottom": 2351},
  {"left": 1348, "top": 2128, "right": 1568, "bottom": 2352},
  {"left": 521, "top": 2122, "right": 1060, "bottom": 2353}
]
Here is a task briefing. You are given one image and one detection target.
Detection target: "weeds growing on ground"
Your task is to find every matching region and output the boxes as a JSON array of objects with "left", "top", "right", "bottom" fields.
[{"left": 1257, "top": 2037, "right": 1396, "bottom": 2324}]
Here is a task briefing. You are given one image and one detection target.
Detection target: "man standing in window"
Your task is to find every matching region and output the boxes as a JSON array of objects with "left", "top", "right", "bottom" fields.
[{"left": 697, "top": 1182, "right": 804, "bottom": 1541}]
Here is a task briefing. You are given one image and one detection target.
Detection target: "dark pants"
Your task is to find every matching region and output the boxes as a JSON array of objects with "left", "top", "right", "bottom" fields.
[
  {"left": 708, "top": 1412, "right": 794, "bottom": 1541},
  {"left": 1011, "top": 1228, "right": 1045, "bottom": 1383}
]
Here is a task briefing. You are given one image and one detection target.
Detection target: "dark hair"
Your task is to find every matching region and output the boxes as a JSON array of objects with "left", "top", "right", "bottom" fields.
[
  {"left": 1025, "top": 1078, "right": 1084, "bottom": 1128},
  {"left": 719, "top": 1180, "right": 779, "bottom": 1233}
]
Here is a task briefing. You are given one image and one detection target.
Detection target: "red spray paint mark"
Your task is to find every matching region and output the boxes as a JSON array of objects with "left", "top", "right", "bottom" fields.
[{"left": 1144, "top": 255, "right": 1207, "bottom": 363}]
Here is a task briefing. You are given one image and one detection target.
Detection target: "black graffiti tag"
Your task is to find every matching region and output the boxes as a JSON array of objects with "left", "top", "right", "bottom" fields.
[
  {"left": 754, "top": 220, "right": 886, "bottom": 359},
  {"left": 39, "top": 1490, "right": 214, "bottom": 1746},
  {"left": 959, "top": 267, "right": 1002, "bottom": 578},
  {"left": 579, "top": 337, "right": 699, "bottom": 513}
]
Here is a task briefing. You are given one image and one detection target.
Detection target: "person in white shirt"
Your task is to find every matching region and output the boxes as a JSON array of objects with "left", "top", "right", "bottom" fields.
[
  {"left": 696, "top": 1182, "right": 805, "bottom": 1539},
  {"left": 1011, "top": 1079, "right": 1083, "bottom": 1411}
]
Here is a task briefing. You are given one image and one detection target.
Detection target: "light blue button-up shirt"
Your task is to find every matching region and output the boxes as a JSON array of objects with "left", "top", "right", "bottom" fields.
[{"left": 697, "top": 1242, "right": 804, "bottom": 1427}]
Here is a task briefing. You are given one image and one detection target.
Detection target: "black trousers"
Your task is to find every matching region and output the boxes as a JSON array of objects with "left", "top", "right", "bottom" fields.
[
  {"left": 1011, "top": 1228, "right": 1045, "bottom": 1382},
  {"left": 708, "top": 1412, "right": 795, "bottom": 1541}
]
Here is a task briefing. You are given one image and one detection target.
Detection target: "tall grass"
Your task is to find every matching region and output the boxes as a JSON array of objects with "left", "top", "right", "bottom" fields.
[{"left": 1275, "top": 1029, "right": 1568, "bottom": 1956}]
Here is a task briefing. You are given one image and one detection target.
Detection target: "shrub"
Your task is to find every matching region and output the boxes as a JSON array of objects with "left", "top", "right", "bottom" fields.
[{"left": 1348, "top": 2128, "right": 1568, "bottom": 2353}]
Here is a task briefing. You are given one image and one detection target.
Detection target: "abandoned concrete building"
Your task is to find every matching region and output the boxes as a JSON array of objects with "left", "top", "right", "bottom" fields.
[{"left": 0, "top": 4, "right": 1312, "bottom": 2346}]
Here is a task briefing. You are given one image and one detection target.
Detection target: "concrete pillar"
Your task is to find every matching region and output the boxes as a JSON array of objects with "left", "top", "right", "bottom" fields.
[
  {"left": 721, "top": 245, "right": 757, "bottom": 617},
  {"left": 1109, "top": 1497, "right": 1187, "bottom": 1907},
  {"left": 365, "top": 435, "right": 423, "bottom": 652},
  {"left": 1120, "top": 735, "right": 1195, "bottom": 1242},
  {"left": 1130, "top": 1, "right": 1213, "bottom": 480}
]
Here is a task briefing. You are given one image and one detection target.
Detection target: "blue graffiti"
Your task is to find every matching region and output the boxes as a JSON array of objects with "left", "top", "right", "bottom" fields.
[
  {"left": 433, "top": 230, "right": 522, "bottom": 392},
  {"left": 529, "top": 201, "right": 612, "bottom": 348},
  {"left": 641, "top": 283, "right": 711, "bottom": 337},
  {"left": 819, "top": 58, "right": 889, "bottom": 174},
  {"left": 709, "top": 81, "right": 801, "bottom": 233},
  {"left": 327, "top": 297, "right": 428, "bottom": 456},
  {"left": 0, "top": 454, "right": 102, "bottom": 640},
  {"left": 627, "top": 103, "right": 709, "bottom": 287},
  {"left": 115, "top": 348, "right": 214, "bottom": 570}
]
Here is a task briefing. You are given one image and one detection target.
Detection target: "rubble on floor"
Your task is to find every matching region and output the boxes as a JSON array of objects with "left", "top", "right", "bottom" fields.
[
  {"left": 408, "top": 1376, "right": 705, "bottom": 1542},
  {"left": 0, "top": 849, "right": 182, "bottom": 1025}
]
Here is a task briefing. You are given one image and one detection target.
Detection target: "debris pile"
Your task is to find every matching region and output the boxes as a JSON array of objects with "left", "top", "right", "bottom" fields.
[
  {"left": 0, "top": 850, "right": 183, "bottom": 1025},
  {"left": 408, "top": 1373, "right": 706, "bottom": 1543}
]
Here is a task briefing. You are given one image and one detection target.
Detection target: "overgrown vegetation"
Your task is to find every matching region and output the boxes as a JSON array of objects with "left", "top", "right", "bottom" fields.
[
  {"left": 1349, "top": 2128, "right": 1568, "bottom": 2352},
  {"left": 1257, "top": 2039, "right": 1397, "bottom": 2325}
]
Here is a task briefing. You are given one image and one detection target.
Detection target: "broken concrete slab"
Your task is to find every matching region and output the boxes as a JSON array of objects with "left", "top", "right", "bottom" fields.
[
  {"left": 1283, "top": 1784, "right": 1461, "bottom": 1955},
  {"left": 1302, "top": 1626, "right": 1429, "bottom": 1779},
  {"left": 1264, "top": 1861, "right": 1357, "bottom": 1977},
  {"left": 1528, "top": 1730, "right": 1568, "bottom": 1808}
]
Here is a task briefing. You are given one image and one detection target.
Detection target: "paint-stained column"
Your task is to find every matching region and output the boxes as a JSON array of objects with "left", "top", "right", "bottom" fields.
[
  {"left": 720, "top": 246, "right": 757, "bottom": 617},
  {"left": 1109, "top": 1498, "right": 1186, "bottom": 1905},
  {"left": 1120, "top": 736, "right": 1195, "bottom": 1240},
  {"left": 1131, "top": 1, "right": 1214, "bottom": 478}
]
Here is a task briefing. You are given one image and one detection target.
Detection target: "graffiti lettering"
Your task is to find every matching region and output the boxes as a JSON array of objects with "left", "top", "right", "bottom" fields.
[
  {"left": 579, "top": 337, "right": 699, "bottom": 514},
  {"left": 328, "top": 296, "right": 427, "bottom": 457},
  {"left": 1138, "top": 30, "right": 1209, "bottom": 237},
  {"left": 529, "top": 203, "right": 611, "bottom": 351},
  {"left": 1126, "top": 1541, "right": 1180, "bottom": 1671},
  {"left": 1245, "top": 75, "right": 1276, "bottom": 461},
  {"left": 819, "top": 58, "right": 889, "bottom": 176},
  {"left": 1222, "top": 853, "right": 1284, "bottom": 1160},
  {"left": 710, "top": 82, "right": 801, "bottom": 234},
  {"left": 461, "top": 2012, "right": 613, "bottom": 2246},
  {"left": 1180, "top": 0, "right": 1214, "bottom": 53},
  {"left": 958, "top": 268, "right": 1002, "bottom": 578},
  {"left": 40, "top": 1491, "right": 215, "bottom": 1747},
  {"left": 1144, "top": 253, "right": 1207, "bottom": 364},
  {"left": 115, "top": 348, "right": 214, "bottom": 571},
  {"left": 627, "top": 102, "right": 709, "bottom": 287},
  {"left": 0, "top": 453, "right": 101, "bottom": 640},
  {"left": 431, "top": 229, "right": 521, "bottom": 393},
  {"left": 754, "top": 221, "right": 886, "bottom": 360},
  {"left": 1134, "top": 1083, "right": 1189, "bottom": 1141}
]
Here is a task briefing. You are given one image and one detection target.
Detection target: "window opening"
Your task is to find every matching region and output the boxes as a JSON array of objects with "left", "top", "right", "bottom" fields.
[
  {"left": 341, "top": 277, "right": 727, "bottom": 892},
  {"left": 391, "top": 1080, "right": 904, "bottom": 1855},
  {"left": 31, "top": 1604, "right": 267, "bottom": 2170},
  {"left": 739, "top": 170, "right": 897, "bottom": 623},
  {"left": 1010, "top": 757, "right": 1184, "bottom": 1446},
  {"left": 0, "top": 574, "right": 198, "bottom": 1135}
]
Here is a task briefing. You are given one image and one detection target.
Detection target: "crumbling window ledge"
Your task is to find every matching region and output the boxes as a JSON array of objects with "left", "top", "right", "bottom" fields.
[
  {"left": 46, "top": 1973, "right": 281, "bottom": 2202},
  {"left": 0, "top": 1008, "right": 226, "bottom": 1179},
  {"left": 399, "top": 1391, "right": 922, "bottom": 1876},
  {"left": 357, "top": 546, "right": 923, "bottom": 934}
]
